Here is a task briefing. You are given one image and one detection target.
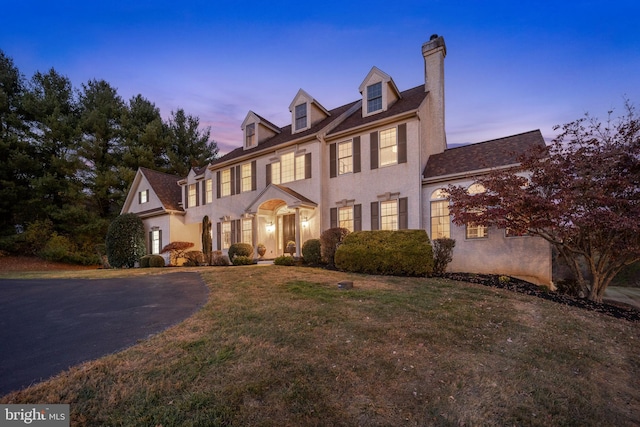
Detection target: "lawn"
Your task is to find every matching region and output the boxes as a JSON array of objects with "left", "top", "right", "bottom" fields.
[{"left": 1, "top": 265, "right": 639, "bottom": 426}]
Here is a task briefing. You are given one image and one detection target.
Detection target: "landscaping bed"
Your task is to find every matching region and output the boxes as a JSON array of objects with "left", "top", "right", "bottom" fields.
[{"left": 444, "top": 273, "right": 640, "bottom": 322}]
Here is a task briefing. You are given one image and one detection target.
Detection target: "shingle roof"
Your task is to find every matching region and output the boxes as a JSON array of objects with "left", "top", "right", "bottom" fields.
[
  {"left": 423, "top": 130, "right": 546, "bottom": 179},
  {"left": 139, "top": 167, "right": 183, "bottom": 211},
  {"left": 327, "top": 84, "right": 427, "bottom": 136},
  {"left": 210, "top": 101, "right": 359, "bottom": 167}
]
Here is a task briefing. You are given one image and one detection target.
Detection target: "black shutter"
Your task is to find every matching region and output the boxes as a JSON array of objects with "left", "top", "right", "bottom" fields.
[
  {"left": 158, "top": 230, "right": 162, "bottom": 253},
  {"left": 138, "top": 191, "right": 142, "bottom": 204},
  {"left": 216, "top": 222, "right": 221, "bottom": 250},
  {"left": 201, "top": 181, "right": 206, "bottom": 205},
  {"left": 305, "top": 153, "right": 311, "bottom": 179},
  {"left": 353, "top": 137, "right": 361, "bottom": 173},
  {"left": 148, "top": 231, "right": 152, "bottom": 254},
  {"left": 398, "top": 124, "right": 407, "bottom": 164},
  {"left": 370, "top": 131, "right": 378, "bottom": 170},
  {"left": 195, "top": 182, "right": 200, "bottom": 206},
  {"left": 235, "top": 165, "right": 241, "bottom": 195},
  {"left": 230, "top": 220, "right": 236, "bottom": 244},
  {"left": 236, "top": 219, "right": 242, "bottom": 243},
  {"left": 266, "top": 164, "right": 272, "bottom": 185},
  {"left": 330, "top": 207, "right": 337, "bottom": 228},
  {"left": 216, "top": 171, "right": 221, "bottom": 199},
  {"left": 251, "top": 160, "right": 257, "bottom": 191},
  {"left": 230, "top": 167, "right": 236, "bottom": 196},
  {"left": 399, "top": 197, "right": 408, "bottom": 229},
  {"left": 330, "top": 143, "right": 337, "bottom": 178},
  {"left": 184, "top": 186, "right": 188, "bottom": 208},
  {"left": 354, "top": 204, "right": 362, "bottom": 231},
  {"left": 371, "top": 201, "right": 379, "bottom": 230}
]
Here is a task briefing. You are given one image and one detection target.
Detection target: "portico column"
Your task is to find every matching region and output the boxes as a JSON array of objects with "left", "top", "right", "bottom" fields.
[{"left": 295, "top": 207, "right": 301, "bottom": 258}]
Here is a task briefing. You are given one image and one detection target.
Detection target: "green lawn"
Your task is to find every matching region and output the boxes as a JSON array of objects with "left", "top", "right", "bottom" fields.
[{"left": 2, "top": 266, "right": 639, "bottom": 426}]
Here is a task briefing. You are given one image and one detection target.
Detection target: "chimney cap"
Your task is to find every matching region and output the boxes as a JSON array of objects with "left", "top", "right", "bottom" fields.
[
  {"left": 422, "top": 34, "right": 446, "bottom": 57},
  {"left": 430, "top": 34, "right": 439, "bottom": 40}
]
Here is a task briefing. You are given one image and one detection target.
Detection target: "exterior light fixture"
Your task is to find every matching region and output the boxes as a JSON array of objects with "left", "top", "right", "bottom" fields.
[
  {"left": 301, "top": 216, "right": 309, "bottom": 227},
  {"left": 266, "top": 222, "right": 275, "bottom": 232}
]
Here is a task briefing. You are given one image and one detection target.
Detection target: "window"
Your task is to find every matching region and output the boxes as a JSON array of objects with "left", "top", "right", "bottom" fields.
[
  {"left": 221, "top": 169, "right": 231, "bottom": 197},
  {"left": 221, "top": 222, "right": 231, "bottom": 250},
  {"left": 205, "top": 179, "right": 213, "bottom": 204},
  {"left": 465, "top": 183, "right": 487, "bottom": 239},
  {"left": 241, "top": 163, "right": 252, "bottom": 193},
  {"left": 339, "top": 207, "right": 354, "bottom": 232},
  {"left": 295, "top": 154, "right": 305, "bottom": 181},
  {"left": 188, "top": 184, "right": 197, "bottom": 208},
  {"left": 338, "top": 141, "right": 353, "bottom": 174},
  {"left": 269, "top": 152, "right": 310, "bottom": 184},
  {"left": 430, "top": 189, "right": 450, "bottom": 239},
  {"left": 245, "top": 123, "right": 255, "bottom": 148},
  {"left": 271, "top": 162, "right": 281, "bottom": 185},
  {"left": 281, "top": 152, "right": 295, "bottom": 183},
  {"left": 151, "top": 229, "right": 161, "bottom": 254},
  {"left": 295, "top": 103, "right": 307, "bottom": 130},
  {"left": 139, "top": 189, "right": 148, "bottom": 204},
  {"left": 367, "top": 82, "right": 382, "bottom": 113},
  {"left": 242, "top": 218, "right": 252, "bottom": 244},
  {"left": 379, "top": 127, "right": 397, "bottom": 166},
  {"left": 380, "top": 200, "right": 398, "bottom": 231}
]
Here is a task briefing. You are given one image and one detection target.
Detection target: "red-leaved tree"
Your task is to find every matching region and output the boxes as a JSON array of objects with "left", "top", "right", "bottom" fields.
[{"left": 447, "top": 102, "right": 640, "bottom": 302}]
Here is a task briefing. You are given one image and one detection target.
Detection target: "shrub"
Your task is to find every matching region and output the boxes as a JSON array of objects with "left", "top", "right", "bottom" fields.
[
  {"left": 161, "top": 241, "right": 195, "bottom": 266},
  {"left": 302, "top": 239, "right": 322, "bottom": 265},
  {"left": 105, "top": 213, "right": 147, "bottom": 268},
  {"left": 320, "top": 227, "right": 350, "bottom": 267},
  {"left": 184, "top": 250, "right": 205, "bottom": 266},
  {"left": 211, "top": 250, "right": 230, "bottom": 266},
  {"left": 233, "top": 255, "right": 255, "bottom": 266},
  {"left": 431, "top": 238, "right": 456, "bottom": 276},
  {"left": 148, "top": 254, "right": 165, "bottom": 268},
  {"left": 335, "top": 230, "right": 434, "bottom": 277},
  {"left": 228, "top": 243, "right": 253, "bottom": 260},
  {"left": 139, "top": 255, "right": 151, "bottom": 268},
  {"left": 274, "top": 255, "right": 296, "bottom": 266},
  {"left": 40, "top": 233, "right": 74, "bottom": 263}
]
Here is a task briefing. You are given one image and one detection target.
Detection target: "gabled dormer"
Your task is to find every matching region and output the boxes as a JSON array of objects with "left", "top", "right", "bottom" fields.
[
  {"left": 358, "top": 66, "right": 401, "bottom": 118},
  {"left": 289, "top": 89, "right": 330, "bottom": 134},
  {"left": 241, "top": 111, "right": 281, "bottom": 150}
]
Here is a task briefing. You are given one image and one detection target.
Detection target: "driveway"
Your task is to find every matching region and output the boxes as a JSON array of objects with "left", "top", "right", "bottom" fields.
[{"left": 0, "top": 272, "right": 208, "bottom": 396}]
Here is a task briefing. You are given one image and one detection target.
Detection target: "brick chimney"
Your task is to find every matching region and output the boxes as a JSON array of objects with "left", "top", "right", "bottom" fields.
[{"left": 422, "top": 34, "right": 447, "bottom": 154}]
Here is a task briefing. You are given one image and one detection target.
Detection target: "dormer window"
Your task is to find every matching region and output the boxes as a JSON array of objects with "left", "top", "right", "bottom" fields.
[
  {"left": 295, "top": 103, "right": 307, "bottom": 131},
  {"left": 367, "top": 82, "right": 382, "bottom": 113},
  {"left": 245, "top": 123, "right": 256, "bottom": 148}
]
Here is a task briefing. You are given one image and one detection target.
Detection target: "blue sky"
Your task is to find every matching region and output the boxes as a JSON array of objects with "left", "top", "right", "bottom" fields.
[{"left": 2, "top": 1, "right": 638, "bottom": 154}]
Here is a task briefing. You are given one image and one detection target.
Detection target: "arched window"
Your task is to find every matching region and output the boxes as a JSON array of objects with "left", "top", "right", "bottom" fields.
[{"left": 466, "top": 183, "right": 487, "bottom": 239}]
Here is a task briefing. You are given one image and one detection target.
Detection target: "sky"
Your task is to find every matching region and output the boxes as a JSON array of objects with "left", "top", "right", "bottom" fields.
[{"left": 2, "top": 1, "right": 639, "bottom": 155}]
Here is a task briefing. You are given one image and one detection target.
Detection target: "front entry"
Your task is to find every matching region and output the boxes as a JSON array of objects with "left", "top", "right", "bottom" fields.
[{"left": 282, "top": 214, "right": 296, "bottom": 252}]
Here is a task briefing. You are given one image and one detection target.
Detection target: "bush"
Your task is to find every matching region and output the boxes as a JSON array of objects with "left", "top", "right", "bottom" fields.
[
  {"left": 149, "top": 254, "right": 165, "bottom": 268},
  {"left": 105, "top": 213, "right": 147, "bottom": 268},
  {"left": 161, "top": 241, "right": 195, "bottom": 266},
  {"left": 140, "top": 255, "right": 151, "bottom": 268},
  {"left": 320, "top": 228, "right": 350, "bottom": 267},
  {"left": 211, "top": 250, "right": 230, "bottom": 266},
  {"left": 40, "top": 233, "right": 74, "bottom": 263},
  {"left": 233, "top": 255, "right": 255, "bottom": 266},
  {"left": 228, "top": 243, "right": 253, "bottom": 260},
  {"left": 335, "top": 230, "right": 434, "bottom": 277},
  {"left": 274, "top": 255, "right": 296, "bottom": 266},
  {"left": 432, "top": 238, "right": 456, "bottom": 276},
  {"left": 184, "top": 250, "right": 205, "bottom": 266},
  {"left": 302, "top": 239, "right": 322, "bottom": 265}
]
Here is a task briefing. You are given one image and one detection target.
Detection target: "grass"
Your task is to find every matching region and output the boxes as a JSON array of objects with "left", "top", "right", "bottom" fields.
[{"left": 1, "top": 265, "right": 639, "bottom": 426}]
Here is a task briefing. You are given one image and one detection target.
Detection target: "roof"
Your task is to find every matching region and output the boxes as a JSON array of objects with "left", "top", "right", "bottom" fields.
[
  {"left": 139, "top": 167, "right": 183, "bottom": 211},
  {"left": 423, "top": 130, "right": 546, "bottom": 180},
  {"left": 327, "top": 84, "right": 427, "bottom": 136},
  {"left": 210, "top": 100, "right": 359, "bottom": 167}
]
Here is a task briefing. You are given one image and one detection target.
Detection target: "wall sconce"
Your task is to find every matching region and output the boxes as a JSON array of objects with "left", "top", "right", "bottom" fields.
[
  {"left": 266, "top": 222, "right": 275, "bottom": 232},
  {"left": 301, "top": 216, "right": 309, "bottom": 227}
]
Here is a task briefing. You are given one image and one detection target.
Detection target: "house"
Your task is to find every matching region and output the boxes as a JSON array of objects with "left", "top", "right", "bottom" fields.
[{"left": 121, "top": 34, "right": 552, "bottom": 285}]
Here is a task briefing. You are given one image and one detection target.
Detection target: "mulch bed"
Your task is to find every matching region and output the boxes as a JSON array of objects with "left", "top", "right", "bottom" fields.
[{"left": 443, "top": 273, "right": 640, "bottom": 322}]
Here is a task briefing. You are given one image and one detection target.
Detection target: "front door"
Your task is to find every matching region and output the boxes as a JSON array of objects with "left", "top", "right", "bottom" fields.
[{"left": 282, "top": 214, "right": 296, "bottom": 252}]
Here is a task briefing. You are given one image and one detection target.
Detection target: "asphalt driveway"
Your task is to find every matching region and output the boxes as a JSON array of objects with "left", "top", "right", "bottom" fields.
[{"left": 0, "top": 272, "right": 208, "bottom": 395}]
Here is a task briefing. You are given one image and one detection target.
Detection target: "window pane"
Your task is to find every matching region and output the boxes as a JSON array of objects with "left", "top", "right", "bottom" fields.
[
  {"left": 246, "top": 123, "right": 255, "bottom": 147},
  {"left": 295, "top": 103, "right": 307, "bottom": 130},
  {"left": 281, "top": 153, "right": 295, "bottom": 183},
  {"left": 338, "top": 141, "right": 353, "bottom": 174},
  {"left": 151, "top": 230, "right": 160, "bottom": 254},
  {"left": 221, "top": 169, "right": 231, "bottom": 197},
  {"left": 271, "top": 162, "right": 281, "bottom": 185},
  {"left": 380, "top": 200, "right": 398, "bottom": 230},
  {"left": 379, "top": 128, "right": 397, "bottom": 166},
  {"left": 339, "top": 206, "right": 354, "bottom": 232},
  {"left": 241, "top": 163, "right": 252, "bottom": 192},
  {"left": 222, "top": 222, "right": 231, "bottom": 250},
  {"left": 430, "top": 200, "right": 450, "bottom": 239},
  {"left": 205, "top": 179, "right": 213, "bottom": 203},
  {"left": 242, "top": 219, "right": 252, "bottom": 244},
  {"left": 367, "top": 82, "right": 382, "bottom": 113},
  {"left": 466, "top": 224, "right": 487, "bottom": 239},
  {"left": 188, "top": 184, "right": 197, "bottom": 207},
  {"left": 140, "top": 190, "right": 148, "bottom": 204}
]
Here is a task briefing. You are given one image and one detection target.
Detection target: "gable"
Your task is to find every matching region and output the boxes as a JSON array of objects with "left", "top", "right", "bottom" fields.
[{"left": 358, "top": 66, "right": 401, "bottom": 118}]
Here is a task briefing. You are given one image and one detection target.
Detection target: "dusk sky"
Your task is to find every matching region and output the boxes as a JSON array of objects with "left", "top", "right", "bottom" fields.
[{"left": 2, "top": 1, "right": 638, "bottom": 154}]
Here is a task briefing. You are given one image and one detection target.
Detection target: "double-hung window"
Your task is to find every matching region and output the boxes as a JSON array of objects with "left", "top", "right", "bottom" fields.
[
  {"left": 430, "top": 189, "right": 450, "bottom": 239},
  {"left": 269, "top": 152, "right": 310, "bottom": 184},
  {"left": 241, "top": 163, "right": 252, "bottom": 193},
  {"left": 339, "top": 206, "right": 354, "bottom": 232},
  {"left": 205, "top": 179, "right": 213, "bottom": 204},
  {"left": 380, "top": 200, "right": 399, "bottom": 231},
  {"left": 367, "top": 82, "right": 382, "bottom": 113},
  {"left": 242, "top": 218, "right": 252, "bottom": 244},
  {"left": 245, "top": 123, "right": 255, "bottom": 148},
  {"left": 338, "top": 141, "right": 353, "bottom": 174},
  {"left": 221, "top": 169, "right": 231, "bottom": 197},
  {"left": 188, "top": 184, "right": 197, "bottom": 208},
  {"left": 221, "top": 222, "right": 231, "bottom": 250},
  {"left": 379, "top": 127, "right": 398, "bottom": 166},
  {"left": 295, "top": 103, "right": 307, "bottom": 131},
  {"left": 465, "top": 184, "right": 487, "bottom": 239}
]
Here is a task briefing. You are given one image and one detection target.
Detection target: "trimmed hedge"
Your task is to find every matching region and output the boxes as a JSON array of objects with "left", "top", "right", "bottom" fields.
[
  {"left": 334, "top": 230, "right": 434, "bottom": 277},
  {"left": 105, "top": 213, "right": 147, "bottom": 268},
  {"left": 140, "top": 255, "right": 151, "bottom": 268},
  {"left": 274, "top": 255, "right": 296, "bottom": 266},
  {"left": 302, "top": 239, "right": 322, "bottom": 265},
  {"left": 232, "top": 255, "right": 255, "bottom": 266},
  {"left": 184, "top": 250, "right": 205, "bottom": 266},
  {"left": 228, "top": 243, "right": 253, "bottom": 260},
  {"left": 149, "top": 254, "right": 165, "bottom": 267}
]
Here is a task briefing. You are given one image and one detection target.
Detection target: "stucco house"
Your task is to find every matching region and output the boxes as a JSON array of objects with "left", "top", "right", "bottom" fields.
[{"left": 121, "top": 34, "right": 552, "bottom": 285}]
